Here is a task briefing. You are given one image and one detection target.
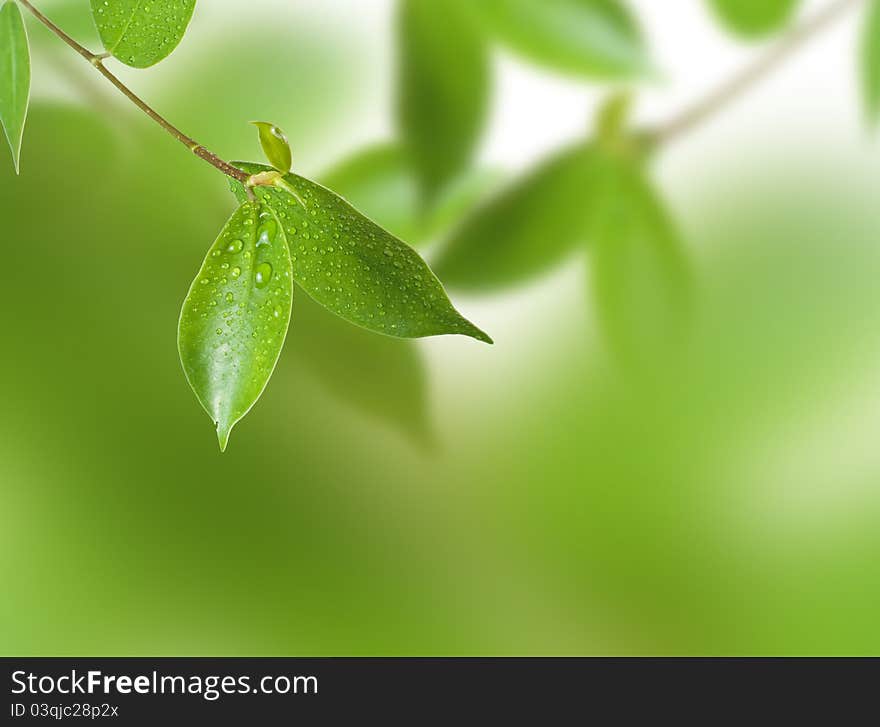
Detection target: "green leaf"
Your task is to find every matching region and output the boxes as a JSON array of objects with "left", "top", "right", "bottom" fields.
[
  {"left": 863, "top": 0, "right": 880, "bottom": 124},
  {"left": 590, "top": 159, "right": 692, "bottom": 366},
  {"left": 319, "top": 142, "right": 500, "bottom": 248},
  {"left": 178, "top": 200, "right": 293, "bottom": 451},
  {"left": 251, "top": 121, "right": 292, "bottom": 175},
  {"left": 397, "top": 0, "right": 490, "bottom": 200},
  {"left": 432, "top": 143, "right": 601, "bottom": 293},
  {"left": 230, "top": 162, "right": 492, "bottom": 344},
  {"left": 90, "top": 0, "right": 196, "bottom": 68},
  {"left": 469, "top": 0, "right": 649, "bottom": 79},
  {"left": 0, "top": 0, "right": 30, "bottom": 174},
  {"left": 708, "top": 0, "right": 800, "bottom": 38}
]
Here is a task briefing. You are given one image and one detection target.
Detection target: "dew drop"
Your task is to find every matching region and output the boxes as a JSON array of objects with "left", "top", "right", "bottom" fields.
[
  {"left": 256, "top": 219, "right": 277, "bottom": 247},
  {"left": 255, "top": 263, "right": 273, "bottom": 289}
]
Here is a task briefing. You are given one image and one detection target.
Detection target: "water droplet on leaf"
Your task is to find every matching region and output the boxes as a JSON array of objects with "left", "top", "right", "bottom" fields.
[{"left": 255, "top": 263, "right": 273, "bottom": 288}]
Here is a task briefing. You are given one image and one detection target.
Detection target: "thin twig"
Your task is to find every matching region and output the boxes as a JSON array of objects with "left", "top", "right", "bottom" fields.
[
  {"left": 17, "top": 0, "right": 248, "bottom": 183},
  {"left": 654, "top": 0, "right": 864, "bottom": 144}
]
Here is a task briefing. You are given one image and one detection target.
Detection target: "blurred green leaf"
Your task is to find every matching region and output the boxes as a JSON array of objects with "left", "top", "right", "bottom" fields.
[
  {"left": 290, "top": 291, "right": 432, "bottom": 446},
  {"left": 470, "top": 0, "right": 649, "bottom": 79},
  {"left": 590, "top": 158, "right": 691, "bottom": 366},
  {"left": 0, "top": 0, "right": 30, "bottom": 174},
  {"left": 231, "top": 162, "right": 492, "bottom": 344},
  {"left": 397, "top": 0, "right": 490, "bottom": 200},
  {"left": 432, "top": 143, "right": 601, "bottom": 293},
  {"left": 252, "top": 121, "right": 292, "bottom": 175},
  {"left": 178, "top": 201, "right": 293, "bottom": 451},
  {"left": 862, "top": 0, "right": 880, "bottom": 124},
  {"left": 90, "top": 0, "right": 196, "bottom": 68},
  {"left": 319, "top": 142, "right": 500, "bottom": 248},
  {"left": 707, "top": 0, "right": 800, "bottom": 38}
]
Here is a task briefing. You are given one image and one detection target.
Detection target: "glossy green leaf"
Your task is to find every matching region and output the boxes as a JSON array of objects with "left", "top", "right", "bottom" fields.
[
  {"left": 319, "top": 142, "right": 500, "bottom": 248},
  {"left": 178, "top": 200, "right": 293, "bottom": 451},
  {"left": 252, "top": 121, "right": 292, "bottom": 175},
  {"left": 469, "top": 0, "right": 649, "bottom": 79},
  {"left": 397, "top": 0, "right": 490, "bottom": 200},
  {"left": 590, "top": 159, "right": 691, "bottom": 366},
  {"left": 708, "top": 0, "right": 800, "bottom": 38},
  {"left": 230, "top": 162, "right": 491, "bottom": 344},
  {"left": 433, "top": 143, "right": 601, "bottom": 293},
  {"left": 90, "top": 0, "right": 196, "bottom": 68},
  {"left": 0, "top": 0, "right": 30, "bottom": 174},
  {"left": 863, "top": 0, "right": 880, "bottom": 124}
]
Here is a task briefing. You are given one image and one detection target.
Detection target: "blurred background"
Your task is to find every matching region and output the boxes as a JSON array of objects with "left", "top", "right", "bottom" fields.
[{"left": 3, "top": 0, "right": 880, "bottom": 655}]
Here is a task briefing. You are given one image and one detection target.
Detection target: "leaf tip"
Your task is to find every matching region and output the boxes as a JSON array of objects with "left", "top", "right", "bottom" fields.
[
  {"left": 463, "top": 320, "right": 493, "bottom": 345},
  {"left": 216, "top": 421, "right": 233, "bottom": 453},
  {"left": 11, "top": 140, "right": 21, "bottom": 174}
]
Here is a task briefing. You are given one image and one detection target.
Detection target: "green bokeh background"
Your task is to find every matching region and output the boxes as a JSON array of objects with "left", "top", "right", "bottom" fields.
[{"left": 4, "top": 0, "right": 880, "bottom": 655}]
